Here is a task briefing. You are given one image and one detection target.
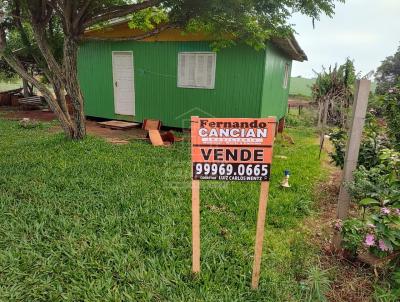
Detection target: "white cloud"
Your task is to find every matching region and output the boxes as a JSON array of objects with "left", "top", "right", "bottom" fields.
[{"left": 290, "top": 0, "right": 400, "bottom": 78}]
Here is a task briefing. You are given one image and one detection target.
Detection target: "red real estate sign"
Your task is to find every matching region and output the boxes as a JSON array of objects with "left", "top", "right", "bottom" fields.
[{"left": 191, "top": 117, "right": 276, "bottom": 181}]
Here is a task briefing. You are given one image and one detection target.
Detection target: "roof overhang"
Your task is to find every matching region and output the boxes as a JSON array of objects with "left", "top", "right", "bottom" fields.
[
  {"left": 271, "top": 35, "right": 307, "bottom": 62},
  {"left": 84, "top": 21, "right": 307, "bottom": 62}
]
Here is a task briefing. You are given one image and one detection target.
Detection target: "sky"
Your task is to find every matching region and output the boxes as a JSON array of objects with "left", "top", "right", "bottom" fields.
[{"left": 290, "top": 0, "right": 400, "bottom": 78}]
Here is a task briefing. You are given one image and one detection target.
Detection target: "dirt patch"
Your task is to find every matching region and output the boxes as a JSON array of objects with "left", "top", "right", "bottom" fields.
[
  {"left": 1, "top": 108, "right": 149, "bottom": 143},
  {"left": 309, "top": 162, "right": 374, "bottom": 301},
  {"left": 3, "top": 108, "right": 58, "bottom": 122}
]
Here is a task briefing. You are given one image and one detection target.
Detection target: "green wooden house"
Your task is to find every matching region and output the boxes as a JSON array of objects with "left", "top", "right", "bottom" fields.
[{"left": 78, "top": 21, "right": 307, "bottom": 128}]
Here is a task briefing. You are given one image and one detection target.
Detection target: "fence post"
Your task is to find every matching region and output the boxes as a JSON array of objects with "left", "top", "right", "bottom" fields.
[{"left": 334, "top": 79, "right": 371, "bottom": 248}]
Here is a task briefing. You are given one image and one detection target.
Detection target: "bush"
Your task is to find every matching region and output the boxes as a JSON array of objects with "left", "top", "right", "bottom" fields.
[
  {"left": 328, "top": 128, "right": 346, "bottom": 168},
  {"left": 329, "top": 113, "right": 390, "bottom": 169},
  {"left": 348, "top": 149, "right": 400, "bottom": 203},
  {"left": 340, "top": 148, "right": 400, "bottom": 258},
  {"left": 383, "top": 85, "right": 400, "bottom": 150}
]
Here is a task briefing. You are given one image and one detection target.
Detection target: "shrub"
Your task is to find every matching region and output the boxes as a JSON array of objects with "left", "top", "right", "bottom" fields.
[
  {"left": 340, "top": 206, "right": 400, "bottom": 258},
  {"left": 328, "top": 128, "right": 346, "bottom": 168},
  {"left": 341, "top": 148, "right": 400, "bottom": 258},
  {"left": 329, "top": 113, "right": 390, "bottom": 170},
  {"left": 348, "top": 148, "right": 400, "bottom": 204},
  {"left": 383, "top": 85, "right": 400, "bottom": 150}
]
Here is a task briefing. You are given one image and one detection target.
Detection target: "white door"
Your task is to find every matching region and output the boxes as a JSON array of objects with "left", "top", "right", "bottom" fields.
[{"left": 112, "top": 52, "right": 135, "bottom": 115}]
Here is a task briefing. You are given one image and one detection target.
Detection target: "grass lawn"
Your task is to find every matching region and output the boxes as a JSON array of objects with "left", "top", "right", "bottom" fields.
[{"left": 0, "top": 117, "right": 327, "bottom": 301}]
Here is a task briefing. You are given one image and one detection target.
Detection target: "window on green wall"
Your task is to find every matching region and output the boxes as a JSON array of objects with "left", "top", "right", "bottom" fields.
[
  {"left": 283, "top": 63, "right": 290, "bottom": 89},
  {"left": 177, "top": 52, "right": 216, "bottom": 89}
]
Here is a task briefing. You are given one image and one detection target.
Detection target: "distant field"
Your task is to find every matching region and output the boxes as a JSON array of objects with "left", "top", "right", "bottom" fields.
[
  {"left": 289, "top": 77, "right": 377, "bottom": 100},
  {"left": 289, "top": 77, "right": 315, "bottom": 98},
  {"left": 0, "top": 80, "right": 22, "bottom": 92}
]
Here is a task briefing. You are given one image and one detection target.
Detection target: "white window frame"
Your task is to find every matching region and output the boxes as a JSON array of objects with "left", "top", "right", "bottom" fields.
[
  {"left": 177, "top": 52, "right": 216, "bottom": 89},
  {"left": 283, "top": 63, "right": 290, "bottom": 89}
]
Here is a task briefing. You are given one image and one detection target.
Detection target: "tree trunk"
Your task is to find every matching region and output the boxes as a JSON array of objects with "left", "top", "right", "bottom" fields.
[
  {"left": 63, "top": 36, "right": 86, "bottom": 140},
  {"left": 29, "top": 23, "right": 85, "bottom": 140},
  {"left": 22, "top": 79, "right": 29, "bottom": 97}
]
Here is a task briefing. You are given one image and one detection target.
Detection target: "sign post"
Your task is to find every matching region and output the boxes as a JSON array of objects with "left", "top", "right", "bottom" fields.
[
  {"left": 191, "top": 116, "right": 276, "bottom": 288},
  {"left": 192, "top": 179, "right": 201, "bottom": 273},
  {"left": 251, "top": 181, "right": 270, "bottom": 289}
]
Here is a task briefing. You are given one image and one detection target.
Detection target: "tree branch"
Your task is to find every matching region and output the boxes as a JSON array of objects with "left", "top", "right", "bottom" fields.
[
  {"left": 73, "top": 0, "right": 93, "bottom": 31},
  {"left": 82, "top": 0, "right": 163, "bottom": 29}
]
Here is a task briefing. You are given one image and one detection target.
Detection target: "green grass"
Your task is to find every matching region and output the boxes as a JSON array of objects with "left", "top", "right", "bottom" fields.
[
  {"left": 286, "top": 107, "right": 318, "bottom": 128},
  {"left": 0, "top": 118, "right": 327, "bottom": 301},
  {"left": 0, "top": 80, "right": 22, "bottom": 92}
]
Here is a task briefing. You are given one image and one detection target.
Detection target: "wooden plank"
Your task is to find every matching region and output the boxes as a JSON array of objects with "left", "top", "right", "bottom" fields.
[
  {"left": 148, "top": 130, "right": 165, "bottom": 146},
  {"left": 192, "top": 179, "right": 201, "bottom": 273},
  {"left": 251, "top": 181, "right": 270, "bottom": 289},
  {"left": 143, "top": 119, "right": 161, "bottom": 130},
  {"left": 98, "top": 120, "right": 140, "bottom": 130}
]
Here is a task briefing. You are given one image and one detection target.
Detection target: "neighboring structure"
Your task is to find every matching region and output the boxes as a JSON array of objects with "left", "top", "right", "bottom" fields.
[{"left": 78, "top": 21, "right": 307, "bottom": 128}]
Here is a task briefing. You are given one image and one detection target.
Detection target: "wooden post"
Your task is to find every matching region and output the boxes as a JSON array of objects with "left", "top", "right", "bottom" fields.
[
  {"left": 192, "top": 179, "right": 201, "bottom": 273},
  {"left": 334, "top": 79, "right": 371, "bottom": 247},
  {"left": 319, "top": 94, "right": 335, "bottom": 157},
  {"left": 251, "top": 181, "right": 270, "bottom": 289},
  {"left": 317, "top": 101, "right": 323, "bottom": 128}
]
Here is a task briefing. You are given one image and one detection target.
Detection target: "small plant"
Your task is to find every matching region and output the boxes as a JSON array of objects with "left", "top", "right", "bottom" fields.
[
  {"left": 340, "top": 206, "right": 400, "bottom": 258},
  {"left": 340, "top": 218, "right": 364, "bottom": 255},
  {"left": 303, "top": 265, "right": 331, "bottom": 302}
]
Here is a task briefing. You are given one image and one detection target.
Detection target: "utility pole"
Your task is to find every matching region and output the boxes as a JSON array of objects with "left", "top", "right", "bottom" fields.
[{"left": 334, "top": 79, "right": 371, "bottom": 248}]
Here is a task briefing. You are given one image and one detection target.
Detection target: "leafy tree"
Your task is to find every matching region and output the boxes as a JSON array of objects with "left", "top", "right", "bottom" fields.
[
  {"left": 0, "top": 0, "right": 345, "bottom": 139},
  {"left": 375, "top": 45, "right": 400, "bottom": 95}
]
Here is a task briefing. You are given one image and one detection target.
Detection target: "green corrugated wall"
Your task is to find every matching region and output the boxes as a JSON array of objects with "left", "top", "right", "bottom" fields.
[
  {"left": 78, "top": 41, "right": 266, "bottom": 128},
  {"left": 260, "top": 43, "right": 292, "bottom": 120}
]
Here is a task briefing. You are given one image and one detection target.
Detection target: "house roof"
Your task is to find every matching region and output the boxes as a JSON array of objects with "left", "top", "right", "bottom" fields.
[{"left": 84, "top": 21, "right": 307, "bottom": 62}]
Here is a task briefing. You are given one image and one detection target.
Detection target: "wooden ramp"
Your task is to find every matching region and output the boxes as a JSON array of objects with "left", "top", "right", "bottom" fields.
[
  {"left": 148, "top": 130, "right": 165, "bottom": 146},
  {"left": 98, "top": 120, "right": 140, "bottom": 130}
]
